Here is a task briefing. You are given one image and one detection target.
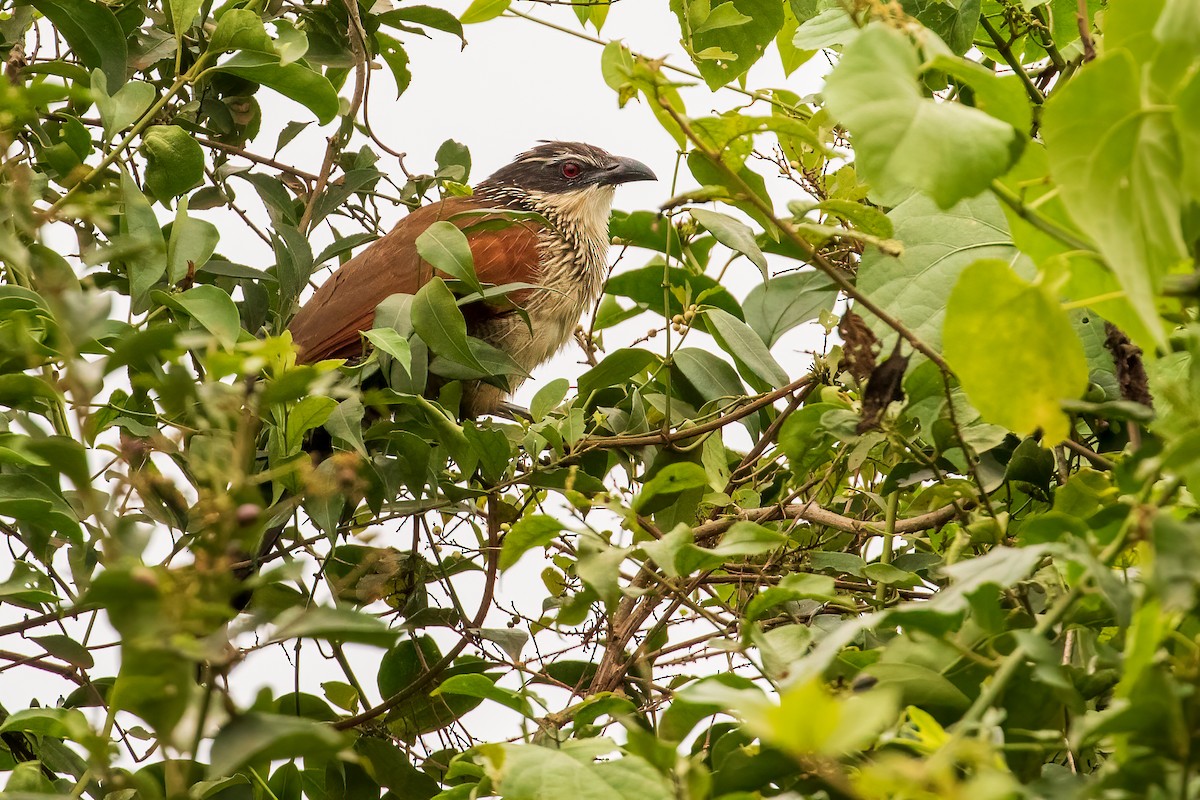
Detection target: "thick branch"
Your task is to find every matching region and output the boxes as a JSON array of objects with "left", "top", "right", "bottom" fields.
[{"left": 692, "top": 499, "right": 964, "bottom": 542}]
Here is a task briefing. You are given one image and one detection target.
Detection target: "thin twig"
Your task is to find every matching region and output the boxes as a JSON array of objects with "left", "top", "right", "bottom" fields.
[
  {"left": 332, "top": 492, "right": 501, "bottom": 730},
  {"left": 1076, "top": 0, "right": 1096, "bottom": 62},
  {"left": 978, "top": 15, "right": 1044, "bottom": 105},
  {"left": 576, "top": 375, "right": 813, "bottom": 450}
]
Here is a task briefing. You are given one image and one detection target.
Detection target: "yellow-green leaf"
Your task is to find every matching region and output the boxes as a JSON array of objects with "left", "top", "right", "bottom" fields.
[{"left": 943, "top": 259, "right": 1087, "bottom": 443}]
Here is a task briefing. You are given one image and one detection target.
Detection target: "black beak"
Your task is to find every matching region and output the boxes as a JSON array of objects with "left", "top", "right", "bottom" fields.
[{"left": 600, "top": 156, "right": 657, "bottom": 186}]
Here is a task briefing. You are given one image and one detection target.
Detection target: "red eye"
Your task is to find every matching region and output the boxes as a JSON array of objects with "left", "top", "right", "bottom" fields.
[{"left": 561, "top": 161, "right": 582, "bottom": 179}]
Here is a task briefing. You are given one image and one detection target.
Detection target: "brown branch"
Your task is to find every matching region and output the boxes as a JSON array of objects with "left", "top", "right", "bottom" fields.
[
  {"left": 0, "top": 649, "right": 87, "bottom": 685},
  {"left": 576, "top": 374, "right": 813, "bottom": 451},
  {"left": 692, "top": 500, "right": 964, "bottom": 542},
  {"left": 1076, "top": 0, "right": 1096, "bottom": 62},
  {"left": 723, "top": 381, "right": 815, "bottom": 496},
  {"left": 1063, "top": 437, "right": 1114, "bottom": 471},
  {"left": 0, "top": 606, "right": 87, "bottom": 637},
  {"left": 196, "top": 136, "right": 320, "bottom": 184}
]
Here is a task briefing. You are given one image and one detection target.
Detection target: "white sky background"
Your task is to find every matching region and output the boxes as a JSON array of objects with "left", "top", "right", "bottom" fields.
[{"left": 1, "top": 0, "right": 834, "bottom": 763}]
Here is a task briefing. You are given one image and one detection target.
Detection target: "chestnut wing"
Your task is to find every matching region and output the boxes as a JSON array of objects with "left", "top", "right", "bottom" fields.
[{"left": 288, "top": 197, "right": 544, "bottom": 364}]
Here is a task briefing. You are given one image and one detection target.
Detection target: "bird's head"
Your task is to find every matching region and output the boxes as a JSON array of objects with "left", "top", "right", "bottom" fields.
[{"left": 476, "top": 142, "right": 656, "bottom": 240}]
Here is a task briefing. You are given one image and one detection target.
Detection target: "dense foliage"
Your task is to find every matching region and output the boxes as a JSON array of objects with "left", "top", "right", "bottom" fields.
[{"left": 2, "top": 0, "right": 1200, "bottom": 797}]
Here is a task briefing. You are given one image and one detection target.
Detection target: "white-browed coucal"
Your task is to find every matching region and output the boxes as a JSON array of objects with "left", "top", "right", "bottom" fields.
[
  {"left": 288, "top": 141, "right": 656, "bottom": 415},
  {"left": 233, "top": 144, "right": 654, "bottom": 610}
]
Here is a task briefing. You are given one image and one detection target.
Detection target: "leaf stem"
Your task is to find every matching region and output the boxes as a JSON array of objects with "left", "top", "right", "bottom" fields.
[
  {"left": 989, "top": 180, "right": 1094, "bottom": 253},
  {"left": 978, "top": 15, "right": 1044, "bottom": 105}
]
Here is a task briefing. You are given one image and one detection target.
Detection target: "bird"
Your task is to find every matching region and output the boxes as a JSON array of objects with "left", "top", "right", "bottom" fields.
[
  {"left": 287, "top": 141, "right": 657, "bottom": 416},
  {"left": 231, "top": 143, "right": 655, "bottom": 613}
]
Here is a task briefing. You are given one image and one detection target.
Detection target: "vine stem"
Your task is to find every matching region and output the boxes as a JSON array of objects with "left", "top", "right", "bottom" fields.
[
  {"left": 874, "top": 491, "right": 900, "bottom": 603},
  {"left": 297, "top": 0, "right": 368, "bottom": 234},
  {"left": 506, "top": 8, "right": 802, "bottom": 115},
  {"left": 989, "top": 180, "right": 1095, "bottom": 253},
  {"left": 575, "top": 374, "right": 813, "bottom": 450}
]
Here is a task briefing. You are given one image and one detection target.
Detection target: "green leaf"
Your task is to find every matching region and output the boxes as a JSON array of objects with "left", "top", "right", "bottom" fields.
[
  {"left": 284, "top": 395, "right": 337, "bottom": 452},
  {"left": 411, "top": 277, "right": 487, "bottom": 373},
  {"left": 154, "top": 285, "right": 241, "bottom": 348},
  {"left": 111, "top": 645, "right": 193, "bottom": 734},
  {"left": 860, "top": 662, "right": 970, "bottom": 711},
  {"left": 671, "top": 0, "right": 784, "bottom": 90},
  {"left": 0, "top": 475, "right": 82, "bottom": 546},
  {"left": 634, "top": 463, "right": 709, "bottom": 513},
  {"left": 793, "top": 7, "right": 859, "bottom": 49},
  {"left": 823, "top": 24, "right": 1023, "bottom": 207},
  {"left": 209, "top": 8, "right": 274, "bottom": 52},
  {"left": 270, "top": 606, "right": 399, "bottom": 648},
  {"left": 577, "top": 348, "right": 659, "bottom": 399},
  {"left": 461, "top": 0, "right": 510, "bottom": 24},
  {"left": 120, "top": 169, "right": 168, "bottom": 309},
  {"left": 1176, "top": 67, "right": 1200, "bottom": 201},
  {"left": 530, "top": 377, "right": 569, "bottom": 421},
  {"left": 927, "top": 53, "right": 1032, "bottom": 133},
  {"left": 377, "top": 6, "right": 466, "bottom": 46},
  {"left": 901, "top": 0, "right": 981, "bottom": 54},
  {"left": 434, "top": 674, "right": 532, "bottom": 717},
  {"left": 376, "top": 32, "right": 411, "bottom": 98},
  {"left": 169, "top": 0, "right": 204, "bottom": 38},
  {"left": 744, "top": 572, "right": 838, "bottom": 622},
  {"left": 499, "top": 515, "right": 564, "bottom": 570},
  {"left": 362, "top": 328, "right": 413, "bottom": 374},
  {"left": 605, "top": 264, "right": 743, "bottom": 324},
  {"left": 30, "top": 0, "right": 127, "bottom": 87},
  {"left": 704, "top": 307, "right": 790, "bottom": 391},
  {"left": 416, "top": 221, "right": 481, "bottom": 293},
  {"left": 857, "top": 192, "right": 1016, "bottom": 350},
  {"left": 140, "top": 125, "right": 205, "bottom": 200},
  {"left": 212, "top": 53, "right": 339, "bottom": 125},
  {"left": 272, "top": 19, "right": 308, "bottom": 66},
  {"left": 0, "top": 707, "right": 91, "bottom": 740},
  {"left": 324, "top": 395, "right": 366, "bottom": 456},
  {"left": 673, "top": 347, "right": 746, "bottom": 405},
  {"left": 208, "top": 713, "right": 346, "bottom": 778},
  {"left": 91, "top": 71, "right": 154, "bottom": 140},
  {"left": 1042, "top": 51, "right": 1185, "bottom": 348},
  {"left": 689, "top": 208, "right": 768, "bottom": 276},
  {"left": 748, "top": 678, "right": 898, "bottom": 757},
  {"left": 742, "top": 271, "right": 837, "bottom": 347},
  {"left": 694, "top": 2, "right": 752, "bottom": 34},
  {"left": 943, "top": 259, "right": 1087, "bottom": 442},
  {"left": 167, "top": 198, "right": 219, "bottom": 283},
  {"left": 0, "top": 374, "right": 61, "bottom": 413},
  {"left": 32, "top": 634, "right": 94, "bottom": 668},
  {"left": 481, "top": 743, "right": 674, "bottom": 800}
]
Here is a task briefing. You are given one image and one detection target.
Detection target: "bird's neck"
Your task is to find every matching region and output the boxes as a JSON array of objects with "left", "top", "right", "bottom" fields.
[{"left": 474, "top": 184, "right": 614, "bottom": 291}]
